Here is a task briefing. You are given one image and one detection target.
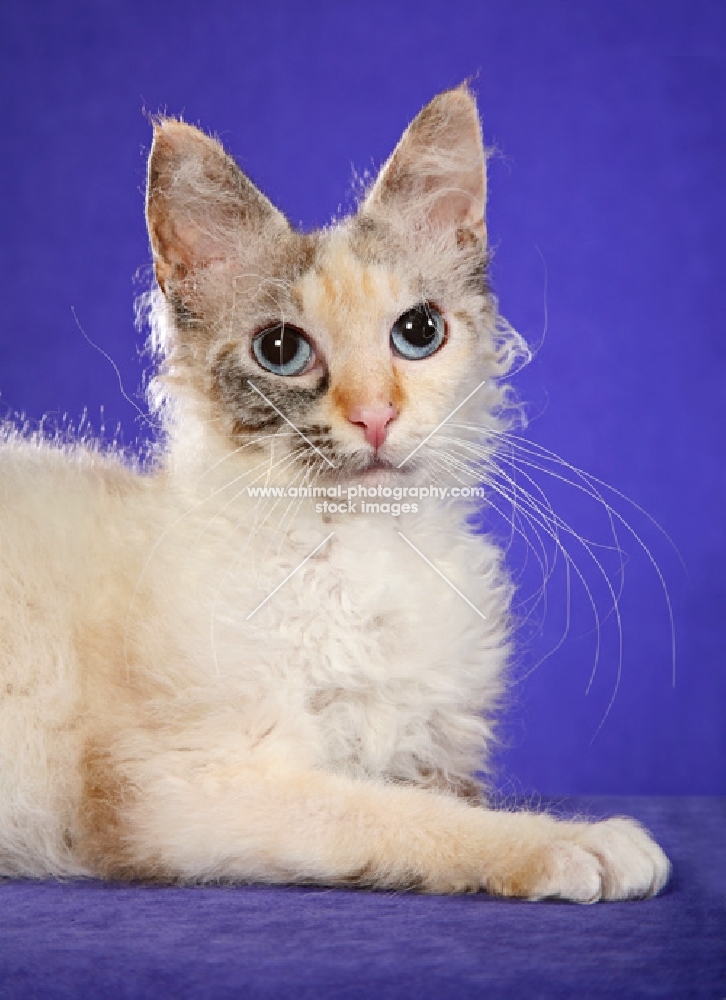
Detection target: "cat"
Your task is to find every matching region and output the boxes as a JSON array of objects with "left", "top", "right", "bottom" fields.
[{"left": 0, "top": 85, "right": 669, "bottom": 901}]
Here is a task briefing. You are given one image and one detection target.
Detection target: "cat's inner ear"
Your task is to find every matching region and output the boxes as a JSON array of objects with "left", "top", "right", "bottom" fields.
[
  {"left": 146, "top": 119, "right": 289, "bottom": 292},
  {"left": 361, "top": 85, "right": 487, "bottom": 241}
]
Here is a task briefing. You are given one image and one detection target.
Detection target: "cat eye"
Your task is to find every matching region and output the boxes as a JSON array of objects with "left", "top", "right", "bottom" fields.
[
  {"left": 390, "top": 304, "right": 446, "bottom": 360},
  {"left": 252, "top": 324, "right": 314, "bottom": 377}
]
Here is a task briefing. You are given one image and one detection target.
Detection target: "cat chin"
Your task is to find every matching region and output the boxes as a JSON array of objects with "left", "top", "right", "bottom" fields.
[{"left": 343, "top": 457, "right": 407, "bottom": 482}]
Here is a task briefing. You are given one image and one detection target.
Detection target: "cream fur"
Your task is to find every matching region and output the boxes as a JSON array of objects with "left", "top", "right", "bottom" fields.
[{"left": 0, "top": 86, "right": 670, "bottom": 899}]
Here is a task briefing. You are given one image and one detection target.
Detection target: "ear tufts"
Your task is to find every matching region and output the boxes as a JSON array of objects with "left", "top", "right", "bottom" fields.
[{"left": 362, "top": 84, "right": 487, "bottom": 242}]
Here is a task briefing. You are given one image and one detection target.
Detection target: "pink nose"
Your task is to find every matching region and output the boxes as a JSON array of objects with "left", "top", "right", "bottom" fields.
[{"left": 347, "top": 404, "right": 398, "bottom": 450}]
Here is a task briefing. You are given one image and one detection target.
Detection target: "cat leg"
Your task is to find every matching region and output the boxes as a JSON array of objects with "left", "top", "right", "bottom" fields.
[{"left": 80, "top": 746, "right": 669, "bottom": 900}]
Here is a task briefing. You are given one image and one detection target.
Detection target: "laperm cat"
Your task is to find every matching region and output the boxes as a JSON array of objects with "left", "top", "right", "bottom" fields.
[{"left": 0, "top": 86, "right": 669, "bottom": 901}]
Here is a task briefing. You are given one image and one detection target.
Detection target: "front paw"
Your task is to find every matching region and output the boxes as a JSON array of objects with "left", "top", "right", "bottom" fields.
[
  {"left": 575, "top": 817, "right": 671, "bottom": 901},
  {"left": 521, "top": 817, "right": 670, "bottom": 903}
]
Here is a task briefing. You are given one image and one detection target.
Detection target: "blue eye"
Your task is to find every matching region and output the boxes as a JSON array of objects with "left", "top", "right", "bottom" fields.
[
  {"left": 391, "top": 304, "right": 446, "bottom": 360},
  {"left": 252, "top": 324, "right": 313, "bottom": 376}
]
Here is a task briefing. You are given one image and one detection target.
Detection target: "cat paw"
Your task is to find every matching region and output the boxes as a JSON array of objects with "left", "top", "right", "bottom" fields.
[
  {"left": 523, "top": 817, "right": 670, "bottom": 903},
  {"left": 574, "top": 817, "right": 671, "bottom": 901}
]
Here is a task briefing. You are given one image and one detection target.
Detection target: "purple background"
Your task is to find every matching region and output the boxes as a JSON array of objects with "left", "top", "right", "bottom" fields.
[{"left": 1, "top": 0, "right": 723, "bottom": 795}]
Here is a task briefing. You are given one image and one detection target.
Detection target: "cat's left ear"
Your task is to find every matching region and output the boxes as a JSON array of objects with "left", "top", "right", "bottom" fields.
[
  {"left": 146, "top": 119, "right": 289, "bottom": 293},
  {"left": 361, "top": 85, "right": 487, "bottom": 242}
]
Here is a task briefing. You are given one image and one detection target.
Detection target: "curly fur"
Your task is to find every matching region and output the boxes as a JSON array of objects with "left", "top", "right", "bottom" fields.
[{"left": 0, "top": 86, "right": 669, "bottom": 900}]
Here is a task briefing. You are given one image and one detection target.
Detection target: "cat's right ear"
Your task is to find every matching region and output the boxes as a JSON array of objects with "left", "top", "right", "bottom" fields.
[{"left": 146, "top": 119, "right": 289, "bottom": 293}]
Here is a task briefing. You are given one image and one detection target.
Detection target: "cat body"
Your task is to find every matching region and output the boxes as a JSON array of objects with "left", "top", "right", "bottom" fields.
[
  {"left": 0, "top": 87, "right": 670, "bottom": 900},
  {"left": 0, "top": 438, "right": 505, "bottom": 877}
]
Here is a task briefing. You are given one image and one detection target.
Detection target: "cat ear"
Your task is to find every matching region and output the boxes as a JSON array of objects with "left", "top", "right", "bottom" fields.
[
  {"left": 362, "top": 85, "right": 487, "bottom": 241},
  {"left": 146, "top": 119, "right": 289, "bottom": 292}
]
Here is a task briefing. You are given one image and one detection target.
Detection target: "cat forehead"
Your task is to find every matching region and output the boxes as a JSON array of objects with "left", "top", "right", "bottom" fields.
[{"left": 294, "top": 228, "right": 405, "bottom": 335}]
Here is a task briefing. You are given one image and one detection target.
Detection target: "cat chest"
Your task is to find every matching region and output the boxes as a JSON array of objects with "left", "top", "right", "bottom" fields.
[
  {"left": 241, "top": 524, "right": 479, "bottom": 775},
  {"left": 185, "top": 514, "right": 497, "bottom": 776}
]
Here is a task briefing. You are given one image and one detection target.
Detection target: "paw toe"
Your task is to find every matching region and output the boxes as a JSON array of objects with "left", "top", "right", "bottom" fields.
[
  {"left": 578, "top": 817, "right": 671, "bottom": 900},
  {"left": 528, "top": 841, "right": 603, "bottom": 903}
]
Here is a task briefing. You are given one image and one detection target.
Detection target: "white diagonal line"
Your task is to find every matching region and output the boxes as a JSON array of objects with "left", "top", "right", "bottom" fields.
[
  {"left": 247, "top": 380, "right": 337, "bottom": 468},
  {"left": 246, "top": 532, "right": 335, "bottom": 620},
  {"left": 397, "top": 377, "right": 488, "bottom": 468},
  {"left": 396, "top": 531, "right": 487, "bottom": 621}
]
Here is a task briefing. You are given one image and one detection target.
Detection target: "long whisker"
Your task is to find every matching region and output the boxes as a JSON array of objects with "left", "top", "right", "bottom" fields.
[
  {"left": 433, "top": 413, "right": 679, "bottom": 736},
  {"left": 192, "top": 430, "right": 298, "bottom": 490},
  {"left": 499, "top": 433, "right": 677, "bottom": 688},
  {"left": 432, "top": 439, "right": 630, "bottom": 731},
  {"left": 429, "top": 453, "right": 559, "bottom": 628},
  {"left": 431, "top": 451, "right": 576, "bottom": 650}
]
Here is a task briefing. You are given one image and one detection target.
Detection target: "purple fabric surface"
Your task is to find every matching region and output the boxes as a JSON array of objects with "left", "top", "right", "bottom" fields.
[{"left": 0, "top": 797, "right": 723, "bottom": 999}]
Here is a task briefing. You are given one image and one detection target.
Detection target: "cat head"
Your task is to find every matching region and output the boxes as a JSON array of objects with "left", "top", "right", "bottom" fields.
[{"left": 144, "top": 85, "right": 519, "bottom": 482}]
